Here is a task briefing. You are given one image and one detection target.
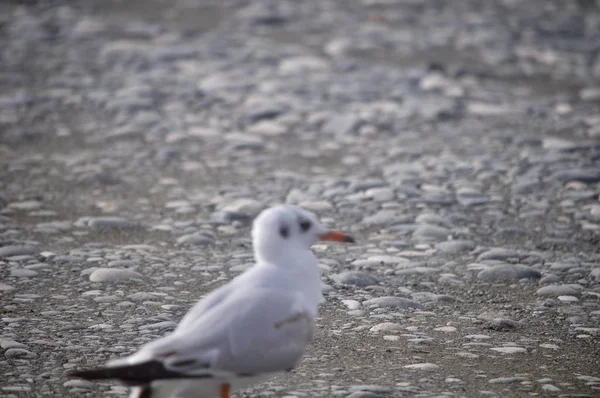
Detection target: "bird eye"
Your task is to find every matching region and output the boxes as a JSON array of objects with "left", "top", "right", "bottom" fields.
[
  {"left": 279, "top": 226, "right": 289, "bottom": 239},
  {"left": 299, "top": 220, "right": 311, "bottom": 232}
]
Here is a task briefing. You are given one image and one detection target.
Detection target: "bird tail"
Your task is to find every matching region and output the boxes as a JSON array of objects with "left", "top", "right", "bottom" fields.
[
  {"left": 69, "top": 359, "right": 213, "bottom": 384},
  {"left": 69, "top": 360, "right": 167, "bottom": 384}
]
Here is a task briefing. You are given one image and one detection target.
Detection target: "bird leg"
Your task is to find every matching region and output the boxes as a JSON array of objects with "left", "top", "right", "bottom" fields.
[{"left": 220, "top": 384, "right": 230, "bottom": 398}]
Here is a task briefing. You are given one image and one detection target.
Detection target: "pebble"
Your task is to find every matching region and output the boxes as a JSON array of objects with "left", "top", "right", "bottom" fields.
[
  {"left": 331, "top": 271, "right": 378, "bottom": 287},
  {"left": 322, "top": 114, "right": 362, "bottom": 136},
  {"left": 536, "top": 284, "right": 584, "bottom": 297},
  {"left": 488, "top": 377, "right": 528, "bottom": 384},
  {"left": 435, "top": 240, "right": 475, "bottom": 254},
  {"left": 487, "top": 318, "right": 522, "bottom": 330},
  {"left": 176, "top": 233, "right": 214, "bottom": 246},
  {"left": 9, "top": 268, "right": 39, "bottom": 277},
  {"left": 362, "top": 297, "right": 423, "bottom": 309},
  {"left": 490, "top": 347, "right": 526, "bottom": 354},
  {"left": 4, "top": 348, "right": 37, "bottom": 359},
  {"left": 369, "top": 322, "right": 403, "bottom": 333},
  {"left": 541, "top": 384, "right": 561, "bottom": 392},
  {"left": 477, "top": 248, "right": 520, "bottom": 261},
  {"left": 0, "top": 246, "right": 37, "bottom": 258},
  {"left": 404, "top": 363, "right": 440, "bottom": 370},
  {"left": 89, "top": 268, "right": 144, "bottom": 282},
  {"left": 0, "top": 338, "right": 27, "bottom": 349},
  {"left": 88, "top": 217, "right": 133, "bottom": 229},
  {"left": 348, "top": 385, "right": 392, "bottom": 394},
  {"left": 477, "top": 264, "right": 541, "bottom": 281}
]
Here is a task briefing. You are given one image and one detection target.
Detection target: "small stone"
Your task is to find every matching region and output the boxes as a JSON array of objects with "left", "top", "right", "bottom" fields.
[
  {"left": 434, "top": 326, "right": 457, "bottom": 332},
  {"left": 220, "top": 199, "right": 263, "bottom": 217},
  {"left": 341, "top": 300, "right": 361, "bottom": 310},
  {"left": 477, "top": 248, "right": 519, "bottom": 261},
  {"left": 363, "top": 296, "right": 423, "bottom": 309},
  {"left": 348, "top": 385, "right": 392, "bottom": 394},
  {"left": 89, "top": 268, "right": 144, "bottom": 283},
  {"left": 490, "top": 346, "right": 526, "bottom": 354},
  {"left": 279, "top": 56, "right": 330, "bottom": 74},
  {"left": 488, "top": 377, "right": 527, "bottom": 384},
  {"left": 63, "top": 379, "right": 94, "bottom": 388},
  {"left": 557, "top": 295, "right": 579, "bottom": 302},
  {"left": 347, "top": 392, "right": 380, "bottom": 398},
  {"left": 0, "top": 246, "right": 37, "bottom": 258},
  {"left": 541, "top": 384, "right": 561, "bottom": 392},
  {"left": 539, "top": 274, "right": 561, "bottom": 284},
  {"left": 551, "top": 169, "right": 600, "bottom": 184},
  {"left": 176, "top": 233, "right": 214, "bottom": 246},
  {"left": 9, "top": 268, "right": 38, "bottom": 278},
  {"left": 331, "top": 271, "right": 378, "bottom": 287},
  {"left": 4, "top": 348, "right": 37, "bottom": 359},
  {"left": 298, "top": 201, "right": 333, "bottom": 212},
  {"left": 0, "top": 283, "right": 15, "bottom": 292},
  {"left": 370, "top": 322, "right": 403, "bottom": 333},
  {"left": 412, "top": 224, "right": 450, "bottom": 241},
  {"left": 362, "top": 210, "right": 411, "bottom": 227},
  {"left": 403, "top": 363, "right": 440, "bottom": 370},
  {"left": 88, "top": 217, "right": 133, "bottom": 229},
  {"left": 435, "top": 240, "right": 475, "bottom": 254},
  {"left": 322, "top": 114, "right": 362, "bottom": 135},
  {"left": 464, "top": 334, "right": 491, "bottom": 340},
  {"left": 539, "top": 344, "right": 559, "bottom": 350},
  {"left": 8, "top": 200, "right": 42, "bottom": 210},
  {"left": 477, "top": 264, "right": 541, "bottom": 281},
  {"left": 536, "top": 284, "right": 583, "bottom": 297},
  {"left": 487, "top": 318, "right": 522, "bottom": 330},
  {"left": 0, "top": 338, "right": 27, "bottom": 349}
]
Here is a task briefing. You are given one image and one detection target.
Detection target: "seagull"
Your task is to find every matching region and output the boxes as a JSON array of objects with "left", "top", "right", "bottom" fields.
[{"left": 70, "top": 204, "right": 354, "bottom": 398}]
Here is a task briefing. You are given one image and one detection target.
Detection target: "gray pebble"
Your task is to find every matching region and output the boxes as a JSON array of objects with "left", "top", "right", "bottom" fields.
[
  {"left": 477, "top": 264, "right": 541, "bottom": 281},
  {"left": 89, "top": 268, "right": 144, "bottom": 283},
  {"left": 176, "top": 233, "right": 214, "bottom": 246},
  {"left": 477, "top": 248, "right": 520, "bottom": 261},
  {"left": 347, "top": 392, "right": 381, "bottom": 398},
  {"left": 435, "top": 240, "right": 475, "bottom": 254},
  {"left": 539, "top": 274, "right": 562, "bottom": 284},
  {"left": 4, "top": 348, "right": 37, "bottom": 359},
  {"left": 362, "top": 210, "right": 411, "bottom": 227},
  {"left": 331, "top": 271, "right": 378, "bottom": 287},
  {"left": 348, "top": 385, "right": 393, "bottom": 394},
  {"left": 536, "top": 284, "right": 584, "bottom": 297},
  {"left": 487, "top": 318, "right": 522, "bottom": 330},
  {"left": 88, "top": 217, "right": 133, "bottom": 229},
  {"left": 552, "top": 169, "right": 600, "bottom": 183},
  {"left": 0, "top": 338, "right": 27, "bottom": 349},
  {"left": 322, "top": 114, "right": 362, "bottom": 135},
  {"left": 0, "top": 245, "right": 37, "bottom": 258},
  {"left": 363, "top": 296, "right": 423, "bottom": 309},
  {"left": 488, "top": 377, "right": 527, "bottom": 384},
  {"left": 9, "top": 268, "right": 39, "bottom": 278},
  {"left": 412, "top": 224, "right": 450, "bottom": 241}
]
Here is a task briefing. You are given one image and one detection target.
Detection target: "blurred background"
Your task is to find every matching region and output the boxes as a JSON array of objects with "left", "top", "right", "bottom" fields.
[{"left": 1, "top": 0, "right": 600, "bottom": 397}]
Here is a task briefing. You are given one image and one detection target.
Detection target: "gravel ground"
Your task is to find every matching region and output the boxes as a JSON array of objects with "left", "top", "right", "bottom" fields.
[{"left": 1, "top": 0, "right": 600, "bottom": 397}]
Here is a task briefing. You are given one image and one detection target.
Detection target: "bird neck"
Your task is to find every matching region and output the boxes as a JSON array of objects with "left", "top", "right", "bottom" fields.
[{"left": 254, "top": 245, "right": 322, "bottom": 305}]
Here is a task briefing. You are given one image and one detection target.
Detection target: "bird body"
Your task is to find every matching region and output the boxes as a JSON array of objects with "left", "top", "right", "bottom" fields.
[{"left": 70, "top": 205, "right": 354, "bottom": 398}]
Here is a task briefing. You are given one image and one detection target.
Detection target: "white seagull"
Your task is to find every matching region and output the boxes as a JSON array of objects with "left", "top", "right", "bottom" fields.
[{"left": 70, "top": 204, "right": 354, "bottom": 398}]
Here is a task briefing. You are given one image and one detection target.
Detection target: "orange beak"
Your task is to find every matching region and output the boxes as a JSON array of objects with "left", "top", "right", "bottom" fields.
[{"left": 319, "top": 230, "right": 355, "bottom": 243}]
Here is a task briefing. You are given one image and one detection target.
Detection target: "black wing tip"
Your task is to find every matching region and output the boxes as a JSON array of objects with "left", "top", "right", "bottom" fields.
[{"left": 68, "top": 368, "right": 109, "bottom": 380}]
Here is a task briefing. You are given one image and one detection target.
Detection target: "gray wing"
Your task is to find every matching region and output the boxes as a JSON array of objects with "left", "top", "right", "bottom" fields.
[{"left": 147, "top": 288, "right": 315, "bottom": 376}]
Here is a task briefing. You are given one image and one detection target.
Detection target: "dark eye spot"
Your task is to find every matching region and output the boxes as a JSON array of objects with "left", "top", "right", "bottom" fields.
[
  {"left": 279, "top": 225, "right": 289, "bottom": 239},
  {"left": 299, "top": 220, "right": 311, "bottom": 232}
]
